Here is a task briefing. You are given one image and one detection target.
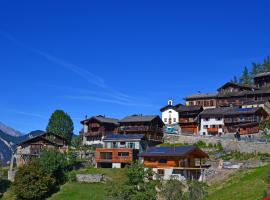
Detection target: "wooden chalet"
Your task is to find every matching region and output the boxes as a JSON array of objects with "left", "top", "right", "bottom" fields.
[
  {"left": 81, "top": 115, "right": 119, "bottom": 146},
  {"left": 184, "top": 82, "right": 270, "bottom": 109},
  {"left": 15, "top": 132, "right": 68, "bottom": 167},
  {"left": 96, "top": 134, "right": 147, "bottom": 168},
  {"left": 140, "top": 146, "right": 209, "bottom": 181},
  {"left": 118, "top": 115, "right": 164, "bottom": 143},
  {"left": 199, "top": 107, "right": 268, "bottom": 135},
  {"left": 254, "top": 72, "right": 270, "bottom": 88},
  {"left": 178, "top": 105, "right": 203, "bottom": 134}
]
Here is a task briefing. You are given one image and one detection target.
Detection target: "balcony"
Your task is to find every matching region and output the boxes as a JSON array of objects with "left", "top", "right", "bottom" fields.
[
  {"left": 119, "top": 126, "right": 162, "bottom": 133},
  {"left": 207, "top": 127, "right": 218, "bottom": 133}
]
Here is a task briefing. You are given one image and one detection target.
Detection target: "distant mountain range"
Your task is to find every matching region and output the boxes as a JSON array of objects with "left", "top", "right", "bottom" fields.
[{"left": 0, "top": 121, "right": 44, "bottom": 166}]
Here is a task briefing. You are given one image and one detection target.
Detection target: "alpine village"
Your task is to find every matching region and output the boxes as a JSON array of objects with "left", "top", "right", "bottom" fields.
[{"left": 1, "top": 61, "right": 270, "bottom": 200}]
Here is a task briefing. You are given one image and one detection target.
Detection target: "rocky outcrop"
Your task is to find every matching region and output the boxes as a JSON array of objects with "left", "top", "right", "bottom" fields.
[{"left": 76, "top": 174, "right": 104, "bottom": 183}]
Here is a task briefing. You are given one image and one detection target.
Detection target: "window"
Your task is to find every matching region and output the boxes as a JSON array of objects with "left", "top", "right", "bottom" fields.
[
  {"left": 120, "top": 141, "right": 126, "bottom": 146},
  {"left": 173, "top": 118, "right": 176, "bottom": 122},
  {"left": 216, "top": 118, "right": 221, "bottom": 121},
  {"left": 118, "top": 152, "right": 129, "bottom": 157},
  {"left": 100, "top": 152, "right": 112, "bottom": 160},
  {"left": 219, "top": 125, "right": 222, "bottom": 128},
  {"left": 128, "top": 142, "right": 135, "bottom": 148},
  {"left": 157, "top": 169, "right": 164, "bottom": 176},
  {"left": 164, "top": 118, "right": 167, "bottom": 122},
  {"left": 203, "top": 125, "right": 208, "bottom": 129},
  {"left": 169, "top": 111, "right": 172, "bottom": 113},
  {"left": 204, "top": 118, "right": 209, "bottom": 121}
]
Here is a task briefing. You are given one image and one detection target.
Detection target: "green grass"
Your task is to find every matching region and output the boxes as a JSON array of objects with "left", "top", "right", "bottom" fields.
[
  {"left": 48, "top": 168, "right": 126, "bottom": 200},
  {"left": 206, "top": 165, "right": 269, "bottom": 200}
]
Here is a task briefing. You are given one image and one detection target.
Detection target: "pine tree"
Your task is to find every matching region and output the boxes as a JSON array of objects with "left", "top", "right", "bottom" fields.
[
  {"left": 240, "top": 66, "right": 251, "bottom": 86},
  {"left": 262, "top": 56, "right": 270, "bottom": 72}
]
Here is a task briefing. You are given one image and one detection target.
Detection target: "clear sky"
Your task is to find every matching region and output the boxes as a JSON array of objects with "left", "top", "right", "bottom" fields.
[{"left": 1, "top": 0, "right": 270, "bottom": 134}]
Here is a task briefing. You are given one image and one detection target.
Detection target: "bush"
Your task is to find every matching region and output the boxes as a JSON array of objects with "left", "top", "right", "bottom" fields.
[
  {"left": 195, "top": 141, "right": 207, "bottom": 148},
  {"left": 68, "top": 171, "right": 77, "bottom": 182},
  {"left": 13, "top": 162, "right": 56, "bottom": 200},
  {"left": 35, "top": 149, "right": 68, "bottom": 185}
]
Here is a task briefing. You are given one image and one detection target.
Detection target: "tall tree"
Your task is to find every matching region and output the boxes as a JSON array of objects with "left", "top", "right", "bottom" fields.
[
  {"left": 46, "top": 110, "right": 74, "bottom": 144},
  {"left": 262, "top": 56, "right": 270, "bottom": 72},
  {"left": 240, "top": 66, "right": 251, "bottom": 86}
]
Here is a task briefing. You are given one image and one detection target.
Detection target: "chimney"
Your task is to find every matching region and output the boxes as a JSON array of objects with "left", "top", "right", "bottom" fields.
[
  {"left": 168, "top": 99, "right": 173, "bottom": 106},
  {"left": 85, "top": 115, "right": 88, "bottom": 119}
]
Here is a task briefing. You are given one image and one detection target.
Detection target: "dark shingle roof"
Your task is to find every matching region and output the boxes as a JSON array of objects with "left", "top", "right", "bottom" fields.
[
  {"left": 140, "top": 146, "right": 208, "bottom": 157},
  {"left": 81, "top": 115, "right": 119, "bottom": 125},
  {"left": 217, "top": 82, "right": 255, "bottom": 92},
  {"left": 177, "top": 105, "right": 202, "bottom": 112},
  {"left": 103, "top": 134, "right": 145, "bottom": 141},
  {"left": 199, "top": 107, "right": 262, "bottom": 117},
  {"left": 254, "top": 72, "right": 270, "bottom": 78},
  {"left": 120, "top": 115, "right": 159, "bottom": 123},
  {"left": 185, "top": 93, "right": 218, "bottom": 100}
]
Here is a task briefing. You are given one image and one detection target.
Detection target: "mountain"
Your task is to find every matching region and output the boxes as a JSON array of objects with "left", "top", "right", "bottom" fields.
[
  {"left": 0, "top": 121, "right": 22, "bottom": 137},
  {"left": 0, "top": 122, "right": 44, "bottom": 165}
]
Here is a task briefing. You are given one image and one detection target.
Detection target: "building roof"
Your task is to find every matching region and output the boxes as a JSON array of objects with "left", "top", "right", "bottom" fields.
[
  {"left": 120, "top": 115, "right": 160, "bottom": 123},
  {"left": 217, "top": 82, "right": 255, "bottom": 92},
  {"left": 81, "top": 115, "right": 119, "bottom": 125},
  {"left": 18, "top": 132, "right": 66, "bottom": 146},
  {"left": 177, "top": 105, "right": 202, "bottom": 112},
  {"left": 199, "top": 107, "right": 263, "bottom": 117},
  {"left": 140, "top": 146, "right": 208, "bottom": 158},
  {"left": 184, "top": 93, "right": 218, "bottom": 100},
  {"left": 103, "top": 134, "right": 145, "bottom": 141},
  {"left": 254, "top": 71, "right": 270, "bottom": 78},
  {"left": 160, "top": 105, "right": 178, "bottom": 112},
  {"left": 242, "top": 100, "right": 267, "bottom": 105}
]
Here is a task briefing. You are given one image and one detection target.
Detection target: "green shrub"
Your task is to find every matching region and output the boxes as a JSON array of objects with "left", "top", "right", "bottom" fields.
[
  {"left": 35, "top": 149, "right": 68, "bottom": 185},
  {"left": 13, "top": 162, "right": 56, "bottom": 200},
  {"left": 195, "top": 141, "right": 207, "bottom": 148},
  {"left": 68, "top": 171, "right": 77, "bottom": 182}
]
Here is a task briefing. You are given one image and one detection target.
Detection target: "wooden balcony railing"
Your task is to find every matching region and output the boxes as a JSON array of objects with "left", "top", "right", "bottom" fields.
[{"left": 207, "top": 128, "right": 218, "bottom": 133}]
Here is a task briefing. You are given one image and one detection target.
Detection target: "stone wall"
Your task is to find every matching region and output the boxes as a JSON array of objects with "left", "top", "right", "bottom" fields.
[{"left": 165, "top": 135, "right": 270, "bottom": 154}]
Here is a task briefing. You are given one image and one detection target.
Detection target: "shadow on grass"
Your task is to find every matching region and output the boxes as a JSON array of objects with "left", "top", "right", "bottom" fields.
[{"left": 0, "top": 179, "right": 11, "bottom": 197}]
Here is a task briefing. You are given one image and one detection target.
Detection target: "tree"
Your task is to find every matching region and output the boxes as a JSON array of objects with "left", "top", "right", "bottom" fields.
[
  {"left": 35, "top": 149, "right": 68, "bottom": 185},
  {"left": 187, "top": 180, "right": 208, "bottom": 200},
  {"left": 71, "top": 135, "right": 81, "bottom": 148},
  {"left": 240, "top": 66, "right": 251, "bottom": 86},
  {"left": 262, "top": 56, "right": 270, "bottom": 72},
  {"left": 13, "top": 162, "right": 56, "bottom": 200},
  {"left": 46, "top": 110, "right": 74, "bottom": 144},
  {"left": 161, "top": 178, "right": 187, "bottom": 200},
  {"left": 107, "top": 163, "right": 159, "bottom": 200}
]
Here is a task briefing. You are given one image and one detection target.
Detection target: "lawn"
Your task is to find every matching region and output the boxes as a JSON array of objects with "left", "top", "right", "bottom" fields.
[
  {"left": 48, "top": 167, "right": 126, "bottom": 200},
  {"left": 206, "top": 165, "right": 269, "bottom": 200}
]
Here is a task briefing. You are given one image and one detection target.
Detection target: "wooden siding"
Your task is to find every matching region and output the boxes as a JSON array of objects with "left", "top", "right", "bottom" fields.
[
  {"left": 143, "top": 156, "right": 202, "bottom": 169},
  {"left": 96, "top": 148, "right": 134, "bottom": 163}
]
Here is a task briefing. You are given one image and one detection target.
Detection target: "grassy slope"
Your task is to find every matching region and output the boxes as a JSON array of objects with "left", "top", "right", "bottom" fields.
[
  {"left": 48, "top": 168, "right": 126, "bottom": 200},
  {"left": 206, "top": 165, "right": 269, "bottom": 200}
]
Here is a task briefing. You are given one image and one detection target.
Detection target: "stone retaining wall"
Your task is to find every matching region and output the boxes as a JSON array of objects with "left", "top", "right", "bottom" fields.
[{"left": 165, "top": 135, "right": 270, "bottom": 154}]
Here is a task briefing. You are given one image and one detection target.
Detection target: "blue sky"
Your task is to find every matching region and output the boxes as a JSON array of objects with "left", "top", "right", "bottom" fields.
[{"left": 1, "top": 0, "right": 270, "bottom": 134}]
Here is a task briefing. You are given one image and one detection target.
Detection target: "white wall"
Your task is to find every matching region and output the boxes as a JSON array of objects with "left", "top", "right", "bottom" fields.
[
  {"left": 162, "top": 109, "right": 179, "bottom": 125},
  {"left": 200, "top": 117, "right": 224, "bottom": 136},
  {"left": 112, "top": 163, "right": 121, "bottom": 168}
]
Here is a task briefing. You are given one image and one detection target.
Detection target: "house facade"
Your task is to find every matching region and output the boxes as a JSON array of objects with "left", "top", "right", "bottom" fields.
[
  {"left": 15, "top": 132, "right": 68, "bottom": 167},
  {"left": 199, "top": 107, "right": 268, "bottom": 135},
  {"left": 118, "top": 115, "right": 164, "bottom": 143},
  {"left": 140, "top": 146, "right": 209, "bottom": 181},
  {"left": 254, "top": 72, "right": 270, "bottom": 88},
  {"left": 185, "top": 82, "right": 258, "bottom": 109},
  {"left": 81, "top": 115, "right": 119, "bottom": 146},
  {"left": 160, "top": 100, "right": 202, "bottom": 134},
  {"left": 95, "top": 134, "right": 147, "bottom": 168}
]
